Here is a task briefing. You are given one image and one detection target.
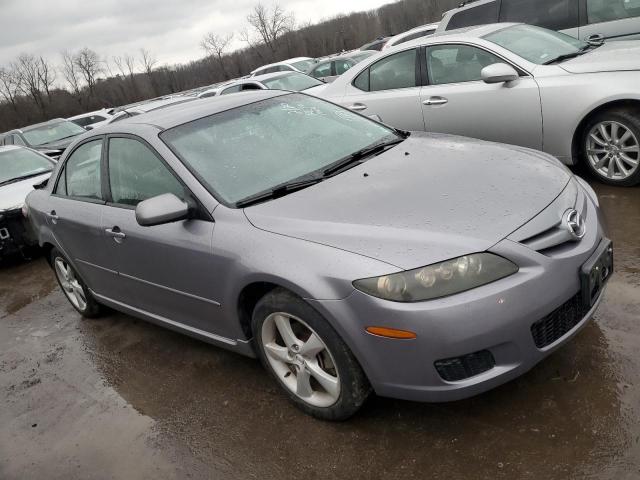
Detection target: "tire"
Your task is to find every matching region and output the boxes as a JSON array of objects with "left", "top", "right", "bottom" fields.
[
  {"left": 252, "top": 288, "right": 371, "bottom": 421},
  {"left": 50, "top": 248, "right": 102, "bottom": 318},
  {"left": 581, "top": 108, "right": 640, "bottom": 186}
]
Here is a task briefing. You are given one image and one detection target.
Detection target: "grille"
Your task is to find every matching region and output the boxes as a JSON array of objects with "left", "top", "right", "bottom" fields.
[
  {"left": 434, "top": 350, "right": 495, "bottom": 382},
  {"left": 531, "top": 292, "right": 589, "bottom": 349}
]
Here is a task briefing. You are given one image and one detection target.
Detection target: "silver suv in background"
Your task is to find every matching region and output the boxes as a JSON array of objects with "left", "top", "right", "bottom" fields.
[{"left": 438, "top": 0, "right": 640, "bottom": 43}]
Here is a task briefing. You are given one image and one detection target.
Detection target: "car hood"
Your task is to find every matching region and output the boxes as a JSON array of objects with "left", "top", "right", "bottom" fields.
[
  {"left": 35, "top": 137, "right": 77, "bottom": 151},
  {"left": 559, "top": 41, "right": 640, "bottom": 74},
  {"left": 0, "top": 173, "right": 51, "bottom": 211},
  {"left": 244, "top": 133, "right": 571, "bottom": 269}
]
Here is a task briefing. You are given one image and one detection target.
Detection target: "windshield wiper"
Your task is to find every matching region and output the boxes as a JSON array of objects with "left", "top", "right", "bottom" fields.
[
  {"left": 235, "top": 177, "right": 323, "bottom": 208},
  {"left": 323, "top": 137, "right": 405, "bottom": 177},
  {"left": 542, "top": 44, "right": 598, "bottom": 65},
  {"left": 0, "top": 171, "right": 51, "bottom": 187}
]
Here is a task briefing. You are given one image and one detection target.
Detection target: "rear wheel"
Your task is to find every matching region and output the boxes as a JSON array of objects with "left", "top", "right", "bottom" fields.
[
  {"left": 582, "top": 109, "right": 640, "bottom": 186},
  {"left": 252, "top": 288, "right": 370, "bottom": 420},
  {"left": 51, "top": 248, "right": 102, "bottom": 318}
]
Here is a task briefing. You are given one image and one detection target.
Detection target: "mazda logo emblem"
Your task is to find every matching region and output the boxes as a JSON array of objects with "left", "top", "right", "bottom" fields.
[{"left": 564, "top": 209, "right": 586, "bottom": 240}]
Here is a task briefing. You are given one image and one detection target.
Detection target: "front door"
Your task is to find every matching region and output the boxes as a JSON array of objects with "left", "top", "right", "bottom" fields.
[
  {"left": 100, "top": 136, "right": 228, "bottom": 337},
  {"left": 420, "top": 44, "right": 543, "bottom": 150},
  {"left": 46, "top": 138, "right": 120, "bottom": 299}
]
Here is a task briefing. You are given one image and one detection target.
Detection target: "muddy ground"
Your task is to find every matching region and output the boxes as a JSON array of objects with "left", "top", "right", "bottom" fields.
[{"left": 1, "top": 180, "right": 639, "bottom": 480}]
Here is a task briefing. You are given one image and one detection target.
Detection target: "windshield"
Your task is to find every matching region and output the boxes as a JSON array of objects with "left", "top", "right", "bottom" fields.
[
  {"left": 484, "top": 25, "right": 588, "bottom": 65},
  {"left": 22, "top": 120, "right": 86, "bottom": 146},
  {"left": 161, "top": 94, "right": 396, "bottom": 205},
  {"left": 291, "top": 59, "right": 315, "bottom": 72},
  {"left": 261, "top": 73, "right": 324, "bottom": 92},
  {"left": 0, "top": 148, "right": 53, "bottom": 184}
]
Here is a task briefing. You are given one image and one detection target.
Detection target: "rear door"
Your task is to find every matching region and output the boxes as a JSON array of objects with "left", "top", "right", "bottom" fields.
[
  {"left": 46, "top": 137, "right": 120, "bottom": 298},
  {"left": 100, "top": 135, "right": 227, "bottom": 337},
  {"left": 420, "top": 44, "right": 543, "bottom": 149},
  {"left": 341, "top": 48, "right": 426, "bottom": 131},
  {"left": 579, "top": 0, "right": 640, "bottom": 42}
]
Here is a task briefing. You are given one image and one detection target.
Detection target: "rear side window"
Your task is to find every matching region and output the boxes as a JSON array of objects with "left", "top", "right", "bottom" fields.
[
  {"left": 62, "top": 140, "right": 102, "bottom": 199},
  {"left": 221, "top": 85, "right": 242, "bottom": 95},
  {"left": 107, "top": 138, "right": 185, "bottom": 206},
  {"left": 334, "top": 60, "right": 353, "bottom": 75},
  {"left": 12, "top": 135, "right": 25, "bottom": 146},
  {"left": 446, "top": 1, "right": 499, "bottom": 30},
  {"left": 311, "top": 62, "right": 332, "bottom": 78},
  {"left": 355, "top": 49, "right": 417, "bottom": 92},
  {"left": 500, "top": 0, "right": 579, "bottom": 30},
  {"left": 587, "top": 0, "right": 640, "bottom": 23}
]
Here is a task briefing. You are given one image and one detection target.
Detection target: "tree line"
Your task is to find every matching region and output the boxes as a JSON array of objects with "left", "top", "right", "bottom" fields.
[{"left": 0, "top": 0, "right": 458, "bottom": 132}]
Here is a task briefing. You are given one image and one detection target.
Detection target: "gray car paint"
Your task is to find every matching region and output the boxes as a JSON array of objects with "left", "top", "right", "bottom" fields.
[
  {"left": 319, "top": 23, "right": 640, "bottom": 164},
  {"left": 26, "top": 90, "right": 608, "bottom": 402}
]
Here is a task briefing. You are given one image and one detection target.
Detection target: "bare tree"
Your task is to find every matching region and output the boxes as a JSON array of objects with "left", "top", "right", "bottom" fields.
[
  {"left": 0, "top": 66, "right": 20, "bottom": 112},
  {"left": 37, "top": 56, "right": 56, "bottom": 101},
  {"left": 14, "top": 54, "right": 47, "bottom": 115},
  {"left": 60, "top": 50, "right": 82, "bottom": 100},
  {"left": 74, "top": 47, "right": 102, "bottom": 98},
  {"left": 246, "top": 3, "right": 295, "bottom": 56},
  {"left": 139, "top": 48, "right": 158, "bottom": 96},
  {"left": 200, "top": 32, "right": 233, "bottom": 79}
]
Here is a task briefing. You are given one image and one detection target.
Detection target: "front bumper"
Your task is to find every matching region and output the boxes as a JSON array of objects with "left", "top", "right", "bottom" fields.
[
  {"left": 0, "top": 209, "right": 37, "bottom": 258},
  {"left": 309, "top": 192, "right": 608, "bottom": 403}
]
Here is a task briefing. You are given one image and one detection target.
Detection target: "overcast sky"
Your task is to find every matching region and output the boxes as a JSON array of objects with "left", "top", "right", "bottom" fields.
[{"left": 0, "top": 0, "right": 390, "bottom": 76}]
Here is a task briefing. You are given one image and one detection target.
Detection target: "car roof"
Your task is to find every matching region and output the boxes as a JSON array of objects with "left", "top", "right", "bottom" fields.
[
  {"left": 67, "top": 109, "right": 112, "bottom": 120},
  {"left": 397, "top": 22, "right": 517, "bottom": 49},
  {"left": 246, "top": 71, "right": 310, "bottom": 83},
  {"left": 99, "top": 90, "right": 288, "bottom": 132},
  {"left": 20, "top": 118, "right": 68, "bottom": 132},
  {"left": 251, "top": 57, "right": 313, "bottom": 73}
]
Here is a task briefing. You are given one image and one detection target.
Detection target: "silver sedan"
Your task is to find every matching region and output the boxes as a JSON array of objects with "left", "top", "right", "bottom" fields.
[{"left": 320, "top": 23, "right": 640, "bottom": 186}]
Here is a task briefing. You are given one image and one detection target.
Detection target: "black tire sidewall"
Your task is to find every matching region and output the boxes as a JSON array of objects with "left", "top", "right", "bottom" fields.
[
  {"left": 252, "top": 288, "right": 370, "bottom": 421},
  {"left": 581, "top": 109, "right": 640, "bottom": 187},
  {"left": 50, "top": 248, "right": 101, "bottom": 318}
]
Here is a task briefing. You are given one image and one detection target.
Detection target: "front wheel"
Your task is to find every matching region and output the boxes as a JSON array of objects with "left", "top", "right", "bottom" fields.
[
  {"left": 51, "top": 248, "right": 102, "bottom": 318},
  {"left": 252, "top": 288, "right": 371, "bottom": 421},
  {"left": 582, "top": 109, "right": 640, "bottom": 186}
]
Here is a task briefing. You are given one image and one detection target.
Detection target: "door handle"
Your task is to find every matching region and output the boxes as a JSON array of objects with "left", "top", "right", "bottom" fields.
[
  {"left": 349, "top": 103, "right": 367, "bottom": 112},
  {"left": 423, "top": 97, "right": 448, "bottom": 106},
  {"left": 105, "top": 227, "right": 126, "bottom": 242},
  {"left": 48, "top": 210, "right": 59, "bottom": 224}
]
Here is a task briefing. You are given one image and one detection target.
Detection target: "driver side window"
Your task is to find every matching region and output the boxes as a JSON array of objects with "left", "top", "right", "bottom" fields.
[
  {"left": 426, "top": 45, "right": 503, "bottom": 85},
  {"left": 107, "top": 137, "right": 186, "bottom": 207},
  {"left": 55, "top": 139, "right": 103, "bottom": 200}
]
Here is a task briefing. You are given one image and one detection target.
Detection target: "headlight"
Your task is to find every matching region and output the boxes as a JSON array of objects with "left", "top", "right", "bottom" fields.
[{"left": 353, "top": 253, "right": 518, "bottom": 302}]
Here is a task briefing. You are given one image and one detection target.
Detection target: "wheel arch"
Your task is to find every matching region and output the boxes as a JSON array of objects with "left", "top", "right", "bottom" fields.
[{"left": 572, "top": 99, "right": 640, "bottom": 163}]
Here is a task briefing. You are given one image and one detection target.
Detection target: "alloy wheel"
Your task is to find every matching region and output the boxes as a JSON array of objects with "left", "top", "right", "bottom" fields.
[
  {"left": 586, "top": 120, "right": 640, "bottom": 181},
  {"left": 54, "top": 257, "right": 87, "bottom": 312},
  {"left": 261, "top": 312, "right": 340, "bottom": 407}
]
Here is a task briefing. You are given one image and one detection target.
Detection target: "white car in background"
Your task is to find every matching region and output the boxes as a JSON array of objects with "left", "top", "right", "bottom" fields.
[
  {"left": 200, "top": 72, "right": 327, "bottom": 98},
  {"left": 68, "top": 108, "right": 114, "bottom": 131},
  {"left": 382, "top": 23, "right": 439, "bottom": 50},
  {"left": 0, "top": 145, "right": 54, "bottom": 259},
  {"left": 250, "top": 57, "right": 316, "bottom": 77}
]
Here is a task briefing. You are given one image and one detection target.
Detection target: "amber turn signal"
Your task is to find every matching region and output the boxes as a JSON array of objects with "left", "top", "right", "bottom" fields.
[{"left": 365, "top": 326, "right": 417, "bottom": 340}]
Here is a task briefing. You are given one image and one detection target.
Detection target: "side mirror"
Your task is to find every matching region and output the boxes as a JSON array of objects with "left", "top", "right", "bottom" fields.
[
  {"left": 481, "top": 63, "right": 519, "bottom": 84},
  {"left": 135, "top": 193, "right": 189, "bottom": 227}
]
